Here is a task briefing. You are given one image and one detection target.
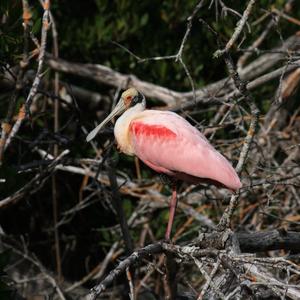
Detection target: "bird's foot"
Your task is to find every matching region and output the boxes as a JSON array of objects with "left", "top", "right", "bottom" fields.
[{"left": 163, "top": 236, "right": 174, "bottom": 245}]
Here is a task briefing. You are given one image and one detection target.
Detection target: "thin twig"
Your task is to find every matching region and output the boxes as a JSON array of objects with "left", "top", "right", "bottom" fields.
[
  {"left": 0, "top": 150, "right": 69, "bottom": 209},
  {"left": 106, "top": 160, "right": 134, "bottom": 256},
  {"left": 47, "top": 0, "right": 62, "bottom": 282},
  {"left": 89, "top": 242, "right": 163, "bottom": 299},
  {"left": 66, "top": 242, "right": 119, "bottom": 292},
  {"left": 237, "top": 18, "right": 275, "bottom": 70},
  {"left": 126, "top": 267, "right": 135, "bottom": 300},
  {"left": 217, "top": 51, "right": 260, "bottom": 231},
  {"left": 25, "top": 0, "right": 51, "bottom": 115},
  {"left": 197, "top": 258, "right": 221, "bottom": 299},
  {"left": 2, "top": 237, "right": 66, "bottom": 300},
  {"left": 214, "top": 0, "right": 256, "bottom": 57}
]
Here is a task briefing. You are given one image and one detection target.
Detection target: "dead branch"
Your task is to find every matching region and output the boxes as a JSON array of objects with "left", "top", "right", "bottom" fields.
[
  {"left": 215, "top": 0, "right": 256, "bottom": 56},
  {"left": 0, "top": 150, "right": 69, "bottom": 209},
  {"left": 45, "top": 32, "right": 300, "bottom": 109},
  {"left": 236, "top": 230, "right": 300, "bottom": 252}
]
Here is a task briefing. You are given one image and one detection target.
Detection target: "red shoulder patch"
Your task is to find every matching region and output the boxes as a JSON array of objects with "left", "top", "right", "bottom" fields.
[{"left": 129, "top": 122, "right": 177, "bottom": 139}]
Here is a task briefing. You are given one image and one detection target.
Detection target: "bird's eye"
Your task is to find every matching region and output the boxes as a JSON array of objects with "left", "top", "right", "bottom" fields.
[{"left": 124, "top": 95, "right": 132, "bottom": 107}]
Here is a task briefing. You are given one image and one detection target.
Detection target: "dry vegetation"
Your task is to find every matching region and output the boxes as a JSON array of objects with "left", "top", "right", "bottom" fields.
[{"left": 1, "top": 0, "right": 300, "bottom": 299}]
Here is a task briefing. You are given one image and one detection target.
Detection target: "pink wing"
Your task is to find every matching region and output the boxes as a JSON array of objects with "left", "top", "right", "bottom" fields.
[{"left": 129, "top": 110, "right": 242, "bottom": 191}]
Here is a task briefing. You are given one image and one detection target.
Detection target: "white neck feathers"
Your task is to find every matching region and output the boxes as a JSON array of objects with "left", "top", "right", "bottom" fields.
[{"left": 114, "top": 102, "right": 145, "bottom": 155}]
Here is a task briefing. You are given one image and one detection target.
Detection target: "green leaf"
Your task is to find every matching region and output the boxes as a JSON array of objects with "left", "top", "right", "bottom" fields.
[
  {"left": 140, "top": 13, "right": 149, "bottom": 26},
  {"left": 32, "top": 18, "right": 41, "bottom": 35}
]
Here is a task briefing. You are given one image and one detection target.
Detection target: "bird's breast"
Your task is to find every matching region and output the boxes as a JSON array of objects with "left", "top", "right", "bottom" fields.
[
  {"left": 114, "top": 105, "right": 145, "bottom": 156},
  {"left": 114, "top": 121, "right": 135, "bottom": 156}
]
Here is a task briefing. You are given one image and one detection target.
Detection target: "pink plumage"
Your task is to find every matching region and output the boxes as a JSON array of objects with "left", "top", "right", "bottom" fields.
[
  {"left": 86, "top": 88, "right": 242, "bottom": 240},
  {"left": 129, "top": 110, "right": 242, "bottom": 191}
]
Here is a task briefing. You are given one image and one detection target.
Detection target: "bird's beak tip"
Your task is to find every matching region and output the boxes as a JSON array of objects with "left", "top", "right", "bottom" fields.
[
  {"left": 86, "top": 131, "right": 96, "bottom": 143},
  {"left": 86, "top": 98, "right": 126, "bottom": 144}
]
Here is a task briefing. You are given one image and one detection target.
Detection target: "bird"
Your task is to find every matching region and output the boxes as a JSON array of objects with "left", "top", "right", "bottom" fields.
[{"left": 86, "top": 88, "right": 242, "bottom": 240}]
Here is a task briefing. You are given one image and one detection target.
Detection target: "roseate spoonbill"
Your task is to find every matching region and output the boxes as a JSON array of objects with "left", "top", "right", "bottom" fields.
[{"left": 86, "top": 88, "right": 242, "bottom": 240}]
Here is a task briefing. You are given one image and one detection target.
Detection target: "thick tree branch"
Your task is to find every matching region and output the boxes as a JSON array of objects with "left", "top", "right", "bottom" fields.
[
  {"left": 45, "top": 33, "right": 300, "bottom": 108},
  {"left": 89, "top": 229, "right": 300, "bottom": 298},
  {"left": 236, "top": 230, "right": 300, "bottom": 252}
]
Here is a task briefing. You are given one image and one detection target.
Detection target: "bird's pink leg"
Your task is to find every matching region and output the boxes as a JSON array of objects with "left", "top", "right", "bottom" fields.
[{"left": 165, "top": 183, "right": 178, "bottom": 241}]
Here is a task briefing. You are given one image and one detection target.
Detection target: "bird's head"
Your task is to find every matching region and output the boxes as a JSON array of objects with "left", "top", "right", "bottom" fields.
[
  {"left": 86, "top": 88, "right": 145, "bottom": 142},
  {"left": 122, "top": 88, "right": 145, "bottom": 108}
]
